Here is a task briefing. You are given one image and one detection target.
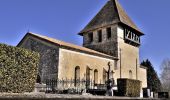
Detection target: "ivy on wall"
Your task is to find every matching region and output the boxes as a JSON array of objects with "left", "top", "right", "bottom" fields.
[{"left": 0, "top": 43, "right": 40, "bottom": 93}]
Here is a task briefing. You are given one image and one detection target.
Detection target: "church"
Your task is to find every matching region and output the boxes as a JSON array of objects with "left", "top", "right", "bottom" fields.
[{"left": 17, "top": 0, "right": 147, "bottom": 92}]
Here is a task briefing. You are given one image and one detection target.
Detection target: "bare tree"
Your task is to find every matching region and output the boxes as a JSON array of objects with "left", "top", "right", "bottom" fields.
[{"left": 160, "top": 58, "right": 170, "bottom": 91}]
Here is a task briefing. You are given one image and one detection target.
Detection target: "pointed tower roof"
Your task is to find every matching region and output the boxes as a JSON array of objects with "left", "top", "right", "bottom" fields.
[{"left": 79, "top": 0, "right": 143, "bottom": 35}]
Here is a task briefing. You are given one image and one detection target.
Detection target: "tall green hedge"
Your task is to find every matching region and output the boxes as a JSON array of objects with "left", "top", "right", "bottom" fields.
[
  {"left": 117, "top": 78, "right": 141, "bottom": 97},
  {"left": 0, "top": 43, "right": 40, "bottom": 93}
]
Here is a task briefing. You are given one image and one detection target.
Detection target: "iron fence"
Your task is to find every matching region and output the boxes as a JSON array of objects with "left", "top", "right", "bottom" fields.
[{"left": 46, "top": 79, "right": 106, "bottom": 94}]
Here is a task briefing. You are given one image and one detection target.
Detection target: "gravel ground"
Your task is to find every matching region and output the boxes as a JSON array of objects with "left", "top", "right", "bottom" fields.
[{"left": 0, "top": 92, "right": 160, "bottom": 100}]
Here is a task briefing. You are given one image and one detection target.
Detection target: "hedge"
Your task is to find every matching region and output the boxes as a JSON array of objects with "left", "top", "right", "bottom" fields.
[
  {"left": 117, "top": 78, "right": 141, "bottom": 97},
  {"left": 0, "top": 43, "right": 40, "bottom": 93}
]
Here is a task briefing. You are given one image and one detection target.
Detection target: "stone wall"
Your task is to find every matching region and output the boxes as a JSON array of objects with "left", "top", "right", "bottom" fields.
[
  {"left": 82, "top": 24, "right": 147, "bottom": 88},
  {"left": 117, "top": 26, "right": 139, "bottom": 79},
  {"left": 138, "top": 67, "right": 147, "bottom": 88},
  {"left": 117, "top": 26, "right": 147, "bottom": 88},
  {"left": 58, "top": 48, "right": 118, "bottom": 84},
  {"left": 17, "top": 29, "right": 147, "bottom": 89},
  {"left": 19, "top": 36, "right": 59, "bottom": 83},
  {"left": 83, "top": 24, "right": 118, "bottom": 57}
]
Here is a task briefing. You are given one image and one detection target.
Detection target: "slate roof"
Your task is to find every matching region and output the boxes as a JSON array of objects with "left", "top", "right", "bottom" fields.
[
  {"left": 79, "top": 0, "right": 144, "bottom": 35},
  {"left": 18, "top": 32, "right": 117, "bottom": 60}
]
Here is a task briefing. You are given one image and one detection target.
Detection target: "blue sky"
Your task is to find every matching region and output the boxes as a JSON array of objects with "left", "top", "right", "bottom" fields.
[{"left": 0, "top": 0, "right": 169, "bottom": 75}]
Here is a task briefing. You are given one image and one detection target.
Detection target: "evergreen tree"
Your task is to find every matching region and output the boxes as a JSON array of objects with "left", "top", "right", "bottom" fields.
[{"left": 141, "top": 59, "right": 162, "bottom": 92}]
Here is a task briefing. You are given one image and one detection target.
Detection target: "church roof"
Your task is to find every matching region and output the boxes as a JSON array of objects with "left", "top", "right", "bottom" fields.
[
  {"left": 18, "top": 32, "right": 117, "bottom": 60},
  {"left": 79, "top": 0, "right": 143, "bottom": 35}
]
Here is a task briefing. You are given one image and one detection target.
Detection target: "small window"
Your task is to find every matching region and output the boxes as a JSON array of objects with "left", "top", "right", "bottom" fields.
[
  {"left": 107, "top": 27, "right": 111, "bottom": 39},
  {"left": 88, "top": 32, "right": 93, "bottom": 43},
  {"left": 129, "top": 70, "right": 132, "bottom": 79},
  {"left": 98, "top": 30, "right": 102, "bottom": 42}
]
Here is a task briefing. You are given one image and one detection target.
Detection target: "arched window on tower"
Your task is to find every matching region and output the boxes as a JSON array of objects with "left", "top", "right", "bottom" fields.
[
  {"left": 75, "top": 66, "right": 80, "bottom": 87},
  {"left": 129, "top": 70, "right": 133, "bottom": 79},
  {"left": 94, "top": 69, "right": 98, "bottom": 84}
]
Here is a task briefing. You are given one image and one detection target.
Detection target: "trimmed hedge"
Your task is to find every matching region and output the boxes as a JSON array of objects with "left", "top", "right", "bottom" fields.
[
  {"left": 117, "top": 78, "right": 141, "bottom": 97},
  {"left": 0, "top": 43, "right": 40, "bottom": 93}
]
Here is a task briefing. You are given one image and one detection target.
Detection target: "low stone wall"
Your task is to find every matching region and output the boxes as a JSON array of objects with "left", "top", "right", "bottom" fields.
[{"left": 0, "top": 93, "right": 158, "bottom": 100}]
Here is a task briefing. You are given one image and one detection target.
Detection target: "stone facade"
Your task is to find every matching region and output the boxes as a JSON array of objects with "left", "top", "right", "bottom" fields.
[
  {"left": 138, "top": 66, "right": 147, "bottom": 88},
  {"left": 79, "top": 0, "right": 147, "bottom": 89},
  {"left": 17, "top": 0, "right": 147, "bottom": 91},
  {"left": 19, "top": 36, "right": 59, "bottom": 83},
  {"left": 18, "top": 31, "right": 147, "bottom": 89},
  {"left": 81, "top": 25, "right": 147, "bottom": 88},
  {"left": 117, "top": 26, "right": 139, "bottom": 79},
  {"left": 83, "top": 24, "right": 118, "bottom": 57},
  {"left": 117, "top": 26, "right": 147, "bottom": 88},
  {"left": 18, "top": 33, "right": 117, "bottom": 84},
  {"left": 58, "top": 48, "right": 117, "bottom": 84}
]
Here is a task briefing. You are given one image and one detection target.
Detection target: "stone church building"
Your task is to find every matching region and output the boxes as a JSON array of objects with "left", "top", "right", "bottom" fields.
[{"left": 17, "top": 0, "right": 147, "bottom": 91}]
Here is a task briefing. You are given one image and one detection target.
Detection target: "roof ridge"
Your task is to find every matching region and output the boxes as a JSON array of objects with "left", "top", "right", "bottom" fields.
[
  {"left": 114, "top": 0, "right": 143, "bottom": 33},
  {"left": 113, "top": 0, "right": 121, "bottom": 23},
  {"left": 21, "top": 32, "right": 116, "bottom": 59}
]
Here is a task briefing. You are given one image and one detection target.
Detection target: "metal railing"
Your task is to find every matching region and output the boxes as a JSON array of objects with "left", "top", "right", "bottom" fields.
[{"left": 45, "top": 79, "right": 106, "bottom": 94}]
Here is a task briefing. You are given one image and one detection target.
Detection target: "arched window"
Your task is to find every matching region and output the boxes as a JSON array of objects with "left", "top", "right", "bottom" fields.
[
  {"left": 129, "top": 70, "right": 133, "bottom": 79},
  {"left": 103, "top": 68, "right": 107, "bottom": 83},
  {"left": 75, "top": 66, "right": 80, "bottom": 86},
  {"left": 86, "top": 67, "right": 91, "bottom": 88},
  {"left": 94, "top": 69, "right": 98, "bottom": 84}
]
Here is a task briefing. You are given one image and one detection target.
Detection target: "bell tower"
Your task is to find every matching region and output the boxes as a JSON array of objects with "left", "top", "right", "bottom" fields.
[
  {"left": 78, "top": 0, "right": 145, "bottom": 80},
  {"left": 78, "top": 0, "right": 144, "bottom": 58}
]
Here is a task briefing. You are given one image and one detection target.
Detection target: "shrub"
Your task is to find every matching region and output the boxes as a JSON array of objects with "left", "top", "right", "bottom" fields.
[
  {"left": 158, "top": 92, "right": 169, "bottom": 98},
  {"left": 0, "top": 43, "right": 40, "bottom": 93},
  {"left": 117, "top": 78, "right": 141, "bottom": 97}
]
